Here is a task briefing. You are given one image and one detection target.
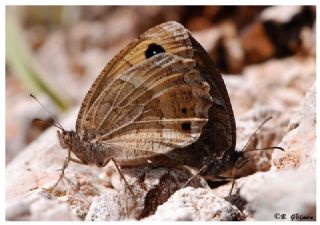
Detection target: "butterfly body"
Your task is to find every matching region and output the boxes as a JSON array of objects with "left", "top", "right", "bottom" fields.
[
  {"left": 57, "top": 21, "right": 238, "bottom": 184},
  {"left": 58, "top": 129, "right": 176, "bottom": 167}
]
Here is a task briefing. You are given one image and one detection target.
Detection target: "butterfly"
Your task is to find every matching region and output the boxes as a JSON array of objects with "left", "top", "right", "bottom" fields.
[{"left": 54, "top": 21, "right": 238, "bottom": 192}]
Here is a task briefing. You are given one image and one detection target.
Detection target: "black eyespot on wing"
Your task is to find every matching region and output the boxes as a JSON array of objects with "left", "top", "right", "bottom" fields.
[
  {"left": 145, "top": 43, "right": 165, "bottom": 59},
  {"left": 181, "top": 122, "right": 191, "bottom": 131},
  {"left": 181, "top": 108, "right": 187, "bottom": 114}
]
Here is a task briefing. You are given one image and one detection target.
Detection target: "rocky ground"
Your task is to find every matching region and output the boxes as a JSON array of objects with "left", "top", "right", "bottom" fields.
[{"left": 6, "top": 6, "right": 316, "bottom": 221}]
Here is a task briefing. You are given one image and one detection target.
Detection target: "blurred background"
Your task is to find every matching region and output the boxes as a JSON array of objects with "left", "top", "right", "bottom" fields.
[{"left": 5, "top": 6, "right": 316, "bottom": 164}]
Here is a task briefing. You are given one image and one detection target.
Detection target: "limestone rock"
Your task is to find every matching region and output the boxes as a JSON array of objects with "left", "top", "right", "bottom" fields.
[
  {"left": 6, "top": 189, "right": 80, "bottom": 221},
  {"left": 144, "top": 187, "right": 245, "bottom": 221},
  {"left": 214, "top": 169, "right": 316, "bottom": 221},
  {"left": 244, "top": 57, "right": 315, "bottom": 112},
  {"left": 272, "top": 83, "right": 316, "bottom": 170},
  {"left": 85, "top": 190, "right": 123, "bottom": 221},
  {"left": 86, "top": 166, "right": 208, "bottom": 220},
  {"left": 247, "top": 169, "right": 316, "bottom": 221}
]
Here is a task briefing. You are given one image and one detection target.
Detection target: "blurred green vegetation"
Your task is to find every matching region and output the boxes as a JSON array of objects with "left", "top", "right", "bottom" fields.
[{"left": 6, "top": 6, "right": 70, "bottom": 111}]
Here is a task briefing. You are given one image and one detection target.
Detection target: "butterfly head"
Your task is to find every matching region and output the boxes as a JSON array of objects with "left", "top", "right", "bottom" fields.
[
  {"left": 222, "top": 149, "right": 244, "bottom": 166},
  {"left": 57, "top": 130, "right": 110, "bottom": 167},
  {"left": 57, "top": 130, "right": 75, "bottom": 149}
]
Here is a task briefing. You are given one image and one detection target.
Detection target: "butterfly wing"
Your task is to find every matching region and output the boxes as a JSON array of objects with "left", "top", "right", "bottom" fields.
[
  {"left": 96, "top": 54, "right": 212, "bottom": 159},
  {"left": 76, "top": 21, "right": 194, "bottom": 135},
  {"left": 184, "top": 35, "right": 237, "bottom": 156}
]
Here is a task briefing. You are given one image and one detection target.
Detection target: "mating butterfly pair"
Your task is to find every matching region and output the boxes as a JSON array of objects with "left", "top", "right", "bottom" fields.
[{"left": 54, "top": 21, "right": 243, "bottom": 191}]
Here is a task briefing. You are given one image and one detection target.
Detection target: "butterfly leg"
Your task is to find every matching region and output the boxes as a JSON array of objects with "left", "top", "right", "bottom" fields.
[
  {"left": 229, "top": 178, "right": 237, "bottom": 195},
  {"left": 45, "top": 149, "right": 84, "bottom": 191},
  {"left": 182, "top": 165, "right": 207, "bottom": 188},
  {"left": 227, "top": 156, "right": 250, "bottom": 197},
  {"left": 227, "top": 156, "right": 252, "bottom": 196},
  {"left": 109, "top": 157, "right": 137, "bottom": 202}
]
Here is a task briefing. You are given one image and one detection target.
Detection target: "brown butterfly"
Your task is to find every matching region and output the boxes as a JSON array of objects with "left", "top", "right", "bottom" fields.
[{"left": 53, "top": 21, "right": 239, "bottom": 193}]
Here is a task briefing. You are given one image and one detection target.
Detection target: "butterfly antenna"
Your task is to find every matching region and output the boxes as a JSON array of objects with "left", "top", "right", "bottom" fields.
[
  {"left": 227, "top": 117, "right": 284, "bottom": 198},
  {"left": 30, "top": 93, "right": 64, "bottom": 130},
  {"left": 241, "top": 117, "right": 285, "bottom": 153},
  {"left": 244, "top": 146, "right": 284, "bottom": 152},
  {"left": 241, "top": 116, "right": 273, "bottom": 152}
]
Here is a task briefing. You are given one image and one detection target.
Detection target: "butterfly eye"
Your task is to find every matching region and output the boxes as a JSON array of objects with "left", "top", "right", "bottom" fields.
[
  {"left": 145, "top": 43, "right": 165, "bottom": 59},
  {"left": 97, "top": 161, "right": 104, "bottom": 167},
  {"left": 181, "top": 122, "right": 191, "bottom": 131},
  {"left": 181, "top": 108, "right": 187, "bottom": 114},
  {"left": 63, "top": 135, "right": 70, "bottom": 143}
]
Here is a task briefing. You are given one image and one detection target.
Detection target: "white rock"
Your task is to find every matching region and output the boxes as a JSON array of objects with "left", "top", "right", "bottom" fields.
[
  {"left": 6, "top": 190, "right": 79, "bottom": 221},
  {"left": 273, "top": 83, "right": 316, "bottom": 170},
  {"left": 145, "top": 187, "right": 244, "bottom": 221},
  {"left": 85, "top": 190, "right": 123, "bottom": 221},
  {"left": 247, "top": 169, "right": 316, "bottom": 221},
  {"left": 214, "top": 169, "right": 316, "bottom": 221}
]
